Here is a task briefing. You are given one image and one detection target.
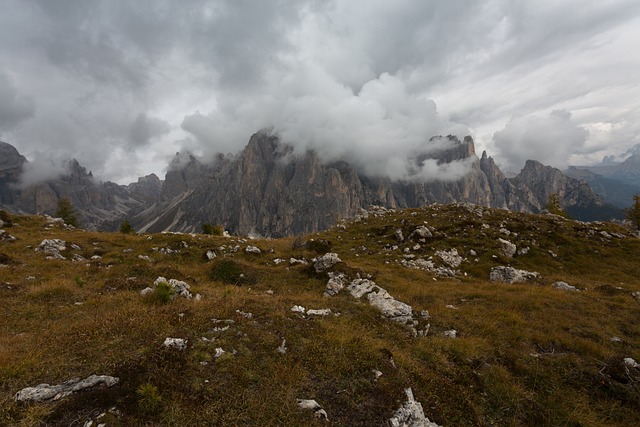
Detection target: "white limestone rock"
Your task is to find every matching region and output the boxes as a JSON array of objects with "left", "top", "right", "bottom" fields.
[
  {"left": 15, "top": 375, "right": 119, "bottom": 403},
  {"left": 388, "top": 388, "right": 441, "bottom": 427},
  {"left": 410, "top": 226, "right": 432, "bottom": 240},
  {"left": 552, "top": 281, "right": 577, "bottom": 291},
  {"left": 153, "top": 276, "right": 193, "bottom": 299},
  {"left": 324, "top": 273, "right": 346, "bottom": 297},
  {"left": 245, "top": 246, "right": 261, "bottom": 254},
  {"left": 498, "top": 238, "right": 517, "bottom": 258},
  {"left": 435, "top": 248, "right": 463, "bottom": 268},
  {"left": 163, "top": 337, "right": 187, "bottom": 350},
  {"left": 313, "top": 253, "right": 342, "bottom": 273},
  {"left": 490, "top": 266, "right": 540, "bottom": 284},
  {"left": 297, "top": 399, "right": 328, "bottom": 421}
]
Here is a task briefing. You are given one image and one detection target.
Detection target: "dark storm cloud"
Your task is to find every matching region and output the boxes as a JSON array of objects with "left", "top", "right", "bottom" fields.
[{"left": 0, "top": 0, "right": 638, "bottom": 182}]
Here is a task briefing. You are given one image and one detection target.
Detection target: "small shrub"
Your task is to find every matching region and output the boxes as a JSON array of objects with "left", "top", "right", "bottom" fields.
[
  {"left": 120, "top": 220, "right": 133, "bottom": 234},
  {"left": 210, "top": 259, "right": 256, "bottom": 285},
  {"left": 144, "top": 281, "right": 174, "bottom": 304},
  {"left": 202, "top": 223, "right": 224, "bottom": 235},
  {"left": 136, "top": 383, "right": 163, "bottom": 414},
  {"left": 0, "top": 210, "right": 13, "bottom": 227},
  {"left": 74, "top": 276, "right": 84, "bottom": 288},
  {"left": 304, "top": 239, "right": 332, "bottom": 254},
  {"left": 55, "top": 198, "right": 80, "bottom": 227}
]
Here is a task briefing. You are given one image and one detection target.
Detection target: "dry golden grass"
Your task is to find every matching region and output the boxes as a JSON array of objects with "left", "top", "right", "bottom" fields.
[{"left": 0, "top": 205, "right": 639, "bottom": 426}]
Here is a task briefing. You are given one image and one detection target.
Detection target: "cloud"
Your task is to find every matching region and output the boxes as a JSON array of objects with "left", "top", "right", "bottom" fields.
[
  {"left": 129, "top": 113, "right": 170, "bottom": 147},
  {"left": 0, "top": 73, "right": 35, "bottom": 131},
  {"left": 493, "top": 110, "right": 588, "bottom": 171},
  {"left": 17, "top": 152, "right": 70, "bottom": 188}
]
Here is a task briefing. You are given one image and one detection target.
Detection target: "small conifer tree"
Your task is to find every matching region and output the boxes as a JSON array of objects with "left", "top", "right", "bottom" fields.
[
  {"left": 547, "top": 193, "right": 568, "bottom": 218},
  {"left": 623, "top": 194, "right": 640, "bottom": 230},
  {"left": 55, "top": 198, "right": 80, "bottom": 227},
  {"left": 120, "top": 220, "right": 133, "bottom": 234}
]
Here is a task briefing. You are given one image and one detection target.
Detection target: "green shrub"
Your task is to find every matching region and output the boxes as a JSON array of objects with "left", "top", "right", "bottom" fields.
[
  {"left": 136, "top": 383, "right": 162, "bottom": 414},
  {"left": 55, "top": 198, "right": 80, "bottom": 227},
  {"left": 120, "top": 220, "right": 133, "bottom": 234},
  {"left": 202, "top": 223, "right": 224, "bottom": 235},
  {"left": 143, "top": 281, "right": 174, "bottom": 304}
]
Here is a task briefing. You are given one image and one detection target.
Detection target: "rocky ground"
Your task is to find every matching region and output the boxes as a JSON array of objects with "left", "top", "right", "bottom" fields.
[{"left": 1, "top": 204, "right": 639, "bottom": 426}]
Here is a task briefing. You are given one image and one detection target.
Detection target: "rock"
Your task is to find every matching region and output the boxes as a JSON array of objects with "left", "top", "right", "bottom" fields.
[
  {"left": 163, "top": 337, "right": 187, "bottom": 350},
  {"left": 394, "top": 229, "right": 405, "bottom": 242},
  {"left": 469, "top": 249, "right": 477, "bottom": 257},
  {"left": 153, "top": 276, "right": 193, "bottom": 299},
  {"left": 410, "top": 226, "right": 432, "bottom": 240},
  {"left": 36, "top": 239, "right": 67, "bottom": 259},
  {"left": 313, "top": 253, "right": 342, "bottom": 273},
  {"left": 373, "top": 369, "right": 383, "bottom": 380},
  {"left": 324, "top": 273, "right": 346, "bottom": 297},
  {"left": 388, "top": 388, "right": 441, "bottom": 427},
  {"left": 289, "top": 257, "right": 308, "bottom": 265},
  {"left": 0, "top": 229, "right": 16, "bottom": 241},
  {"left": 498, "top": 238, "right": 516, "bottom": 258},
  {"left": 235, "top": 310, "right": 253, "bottom": 319},
  {"left": 273, "top": 258, "right": 285, "bottom": 264},
  {"left": 489, "top": 266, "right": 540, "bottom": 284},
  {"left": 552, "top": 281, "right": 577, "bottom": 291},
  {"left": 624, "top": 357, "right": 639, "bottom": 368},
  {"left": 307, "top": 309, "right": 332, "bottom": 316},
  {"left": 291, "top": 305, "right": 306, "bottom": 314},
  {"left": 140, "top": 287, "right": 154, "bottom": 297},
  {"left": 277, "top": 338, "right": 287, "bottom": 354},
  {"left": 14, "top": 375, "right": 119, "bottom": 403},
  {"left": 632, "top": 291, "right": 640, "bottom": 300},
  {"left": 214, "top": 348, "right": 226, "bottom": 359},
  {"left": 205, "top": 250, "right": 217, "bottom": 260},
  {"left": 245, "top": 246, "right": 261, "bottom": 254},
  {"left": 443, "top": 330, "right": 457, "bottom": 338},
  {"left": 297, "top": 399, "right": 328, "bottom": 421},
  {"left": 435, "top": 248, "right": 463, "bottom": 268},
  {"left": 517, "top": 247, "right": 530, "bottom": 255},
  {"left": 138, "top": 255, "right": 151, "bottom": 262}
]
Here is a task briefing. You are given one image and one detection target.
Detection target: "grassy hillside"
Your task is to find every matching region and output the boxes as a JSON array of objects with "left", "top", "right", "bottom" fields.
[{"left": 1, "top": 204, "right": 639, "bottom": 426}]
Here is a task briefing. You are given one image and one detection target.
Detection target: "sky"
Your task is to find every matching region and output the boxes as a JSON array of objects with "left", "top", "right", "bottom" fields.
[{"left": 1, "top": 0, "right": 639, "bottom": 184}]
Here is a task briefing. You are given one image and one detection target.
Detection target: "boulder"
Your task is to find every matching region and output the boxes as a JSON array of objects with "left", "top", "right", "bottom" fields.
[
  {"left": 163, "top": 337, "right": 187, "bottom": 350},
  {"left": 36, "top": 239, "right": 67, "bottom": 259},
  {"left": 153, "top": 276, "right": 193, "bottom": 299},
  {"left": 498, "top": 238, "right": 516, "bottom": 258},
  {"left": 489, "top": 266, "right": 540, "bottom": 284},
  {"left": 324, "top": 273, "right": 346, "bottom": 297},
  {"left": 297, "top": 399, "right": 328, "bottom": 421},
  {"left": 388, "top": 388, "right": 441, "bottom": 427},
  {"left": 245, "top": 246, "right": 261, "bottom": 254},
  {"left": 552, "top": 281, "right": 577, "bottom": 291},
  {"left": 313, "top": 253, "right": 342, "bottom": 273},
  {"left": 14, "top": 375, "right": 119, "bottom": 403},
  {"left": 410, "top": 226, "right": 432, "bottom": 240},
  {"left": 435, "top": 248, "right": 463, "bottom": 268}
]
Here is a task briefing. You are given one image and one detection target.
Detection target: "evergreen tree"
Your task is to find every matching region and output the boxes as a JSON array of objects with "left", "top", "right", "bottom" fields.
[
  {"left": 55, "top": 198, "right": 80, "bottom": 227},
  {"left": 547, "top": 193, "right": 568, "bottom": 218},
  {"left": 120, "top": 220, "right": 133, "bottom": 234},
  {"left": 623, "top": 194, "right": 640, "bottom": 230}
]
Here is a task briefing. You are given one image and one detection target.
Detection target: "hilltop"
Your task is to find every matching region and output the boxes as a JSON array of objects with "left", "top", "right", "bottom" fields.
[{"left": 1, "top": 204, "right": 639, "bottom": 426}]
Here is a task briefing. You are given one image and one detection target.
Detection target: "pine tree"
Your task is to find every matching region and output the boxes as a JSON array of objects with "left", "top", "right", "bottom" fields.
[
  {"left": 623, "top": 194, "right": 640, "bottom": 230},
  {"left": 55, "top": 198, "right": 80, "bottom": 227},
  {"left": 120, "top": 220, "right": 133, "bottom": 234},
  {"left": 547, "top": 193, "right": 568, "bottom": 218}
]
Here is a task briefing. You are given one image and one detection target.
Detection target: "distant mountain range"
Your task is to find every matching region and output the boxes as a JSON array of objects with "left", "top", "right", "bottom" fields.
[{"left": 0, "top": 132, "right": 623, "bottom": 236}]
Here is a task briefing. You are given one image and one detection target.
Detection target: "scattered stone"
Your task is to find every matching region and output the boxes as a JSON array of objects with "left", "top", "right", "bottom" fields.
[
  {"left": 277, "top": 338, "right": 287, "bottom": 354},
  {"left": 469, "top": 249, "right": 477, "bottom": 257},
  {"left": 313, "top": 253, "right": 342, "bottom": 273},
  {"left": 307, "top": 309, "right": 332, "bottom": 316},
  {"left": 14, "top": 375, "right": 119, "bottom": 403},
  {"left": 214, "top": 348, "right": 226, "bottom": 359},
  {"left": 36, "top": 239, "right": 67, "bottom": 260},
  {"left": 235, "top": 310, "right": 253, "bottom": 319},
  {"left": 632, "top": 291, "right": 640, "bottom": 300},
  {"left": 72, "top": 254, "right": 86, "bottom": 262},
  {"left": 623, "top": 358, "right": 639, "bottom": 368},
  {"left": 443, "top": 330, "right": 457, "bottom": 338},
  {"left": 163, "top": 337, "right": 187, "bottom": 350},
  {"left": 517, "top": 247, "right": 530, "bottom": 256},
  {"left": 0, "top": 229, "right": 17, "bottom": 241},
  {"left": 500, "top": 228, "right": 511, "bottom": 236},
  {"left": 297, "top": 399, "right": 328, "bottom": 421},
  {"left": 410, "top": 226, "right": 432, "bottom": 240},
  {"left": 435, "top": 248, "right": 463, "bottom": 268},
  {"left": 205, "top": 250, "right": 217, "bottom": 260},
  {"left": 498, "top": 238, "right": 516, "bottom": 258},
  {"left": 394, "top": 229, "right": 405, "bottom": 242},
  {"left": 153, "top": 276, "right": 194, "bottom": 299},
  {"left": 611, "top": 336, "right": 623, "bottom": 343},
  {"left": 324, "top": 273, "right": 346, "bottom": 297},
  {"left": 138, "top": 255, "right": 152, "bottom": 262},
  {"left": 289, "top": 257, "right": 308, "bottom": 266},
  {"left": 90, "top": 255, "right": 102, "bottom": 260},
  {"left": 445, "top": 305, "right": 458, "bottom": 310},
  {"left": 273, "top": 258, "right": 285, "bottom": 264},
  {"left": 490, "top": 266, "right": 540, "bottom": 284},
  {"left": 388, "top": 388, "right": 441, "bottom": 427},
  {"left": 600, "top": 231, "right": 612, "bottom": 239},
  {"left": 372, "top": 369, "right": 383, "bottom": 380},
  {"left": 291, "top": 305, "right": 306, "bottom": 314},
  {"left": 552, "top": 281, "right": 577, "bottom": 291},
  {"left": 245, "top": 246, "right": 261, "bottom": 254}
]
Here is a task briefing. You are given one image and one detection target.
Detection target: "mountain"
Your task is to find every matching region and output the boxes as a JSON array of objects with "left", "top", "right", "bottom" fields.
[
  {"left": 0, "top": 141, "right": 27, "bottom": 205},
  {"left": 565, "top": 166, "right": 640, "bottom": 209},
  {"left": 576, "top": 154, "right": 640, "bottom": 188},
  {"left": 1, "top": 133, "right": 613, "bottom": 235}
]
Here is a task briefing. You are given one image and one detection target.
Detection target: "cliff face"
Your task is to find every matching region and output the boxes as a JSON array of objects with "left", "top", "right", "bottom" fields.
[
  {"left": 132, "top": 132, "right": 609, "bottom": 236},
  {"left": 1, "top": 133, "right": 611, "bottom": 235}
]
